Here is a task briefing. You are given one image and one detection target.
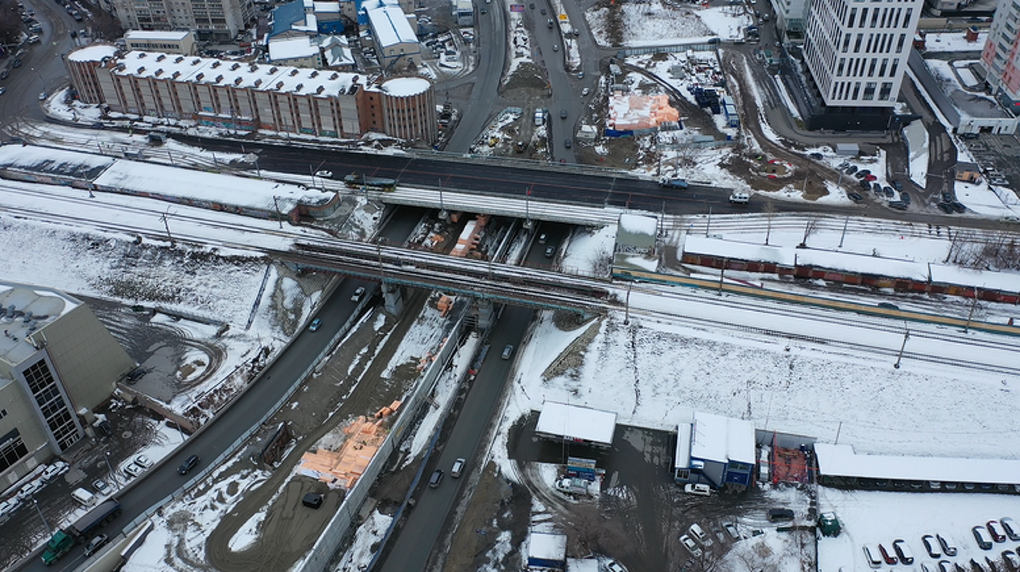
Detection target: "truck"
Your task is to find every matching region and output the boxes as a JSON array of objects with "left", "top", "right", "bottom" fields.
[
  {"left": 41, "top": 499, "right": 121, "bottom": 565},
  {"left": 659, "top": 178, "right": 689, "bottom": 189},
  {"left": 343, "top": 172, "right": 397, "bottom": 191}
]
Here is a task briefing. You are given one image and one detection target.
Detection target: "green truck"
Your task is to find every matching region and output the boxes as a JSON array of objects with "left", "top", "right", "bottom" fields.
[
  {"left": 41, "top": 499, "right": 121, "bottom": 565},
  {"left": 343, "top": 172, "right": 397, "bottom": 191}
]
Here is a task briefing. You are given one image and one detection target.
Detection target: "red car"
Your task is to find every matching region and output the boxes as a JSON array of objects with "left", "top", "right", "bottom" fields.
[
  {"left": 879, "top": 543, "right": 898, "bottom": 564},
  {"left": 864, "top": 174, "right": 878, "bottom": 182},
  {"left": 987, "top": 520, "right": 1007, "bottom": 543}
]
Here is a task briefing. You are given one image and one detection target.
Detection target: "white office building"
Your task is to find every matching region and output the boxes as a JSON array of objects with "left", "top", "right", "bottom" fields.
[{"left": 802, "top": 0, "right": 923, "bottom": 108}]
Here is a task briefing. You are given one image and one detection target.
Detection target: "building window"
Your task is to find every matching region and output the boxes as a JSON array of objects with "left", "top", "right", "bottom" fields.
[
  {"left": 852, "top": 82, "right": 861, "bottom": 99},
  {"left": 837, "top": 57, "right": 846, "bottom": 75},
  {"left": 868, "top": 59, "right": 877, "bottom": 76},
  {"left": 855, "top": 34, "right": 863, "bottom": 51},
  {"left": 863, "top": 81, "right": 876, "bottom": 100},
  {"left": 849, "top": 7, "right": 857, "bottom": 26},
  {"left": 22, "top": 359, "right": 81, "bottom": 451},
  {"left": 896, "top": 34, "right": 906, "bottom": 52},
  {"left": 879, "top": 81, "right": 892, "bottom": 100},
  {"left": 879, "top": 58, "right": 888, "bottom": 76},
  {"left": 0, "top": 430, "right": 29, "bottom": 473}
]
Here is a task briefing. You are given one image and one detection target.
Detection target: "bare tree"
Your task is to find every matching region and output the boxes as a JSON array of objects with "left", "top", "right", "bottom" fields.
[
  {"left": 798, "top": 218, "right": 819, "bottom": 249},
  {"left": 762, "top": 200, "right": 777, "bottom": 246},
  {"left": 0, "top": 0, "right": 21, "bottom": 46}
]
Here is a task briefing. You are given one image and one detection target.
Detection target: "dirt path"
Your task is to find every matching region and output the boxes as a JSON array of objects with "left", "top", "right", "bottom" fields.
[{"left": 203, "top": 290, "right": 429, "bottom": 572}]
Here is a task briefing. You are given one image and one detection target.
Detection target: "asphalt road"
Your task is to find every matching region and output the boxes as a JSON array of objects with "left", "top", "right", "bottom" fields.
[{"left": 13, "top": 213, "right": 421, "bottom": 572}]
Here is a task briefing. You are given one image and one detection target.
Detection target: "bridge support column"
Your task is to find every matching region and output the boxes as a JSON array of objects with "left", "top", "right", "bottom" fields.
[
  {"left": 473, "top": 298, "right": 494, "bottom": 330},
  {"left": 382, "top": 281, "right": 404, "bottom": 315}
]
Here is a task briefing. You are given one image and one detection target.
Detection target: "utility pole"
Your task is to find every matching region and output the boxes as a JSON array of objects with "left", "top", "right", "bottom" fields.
[
  {"left": 160, "top": 210, "right": 175, "bottom": 246},
  {"left": 705, "top": 206, "right": 712, "bottom": 238},
  {"left": 273, "top": 196, "right": 283, "bottom": 229},
  {"left": 965, "top": 288, "right": 979, "bottom": 333},
  {"left": 838, "top": 216, "right": 849, "bottom": 248},
  {"left": 32, "top": 498, "right": 52, "bottom": 534},
  {"left": 623, "top": 283, "right": 632, "bottom": 325},
  {"left": 893, "top": 329, "right": 910, "bottom": 369}
]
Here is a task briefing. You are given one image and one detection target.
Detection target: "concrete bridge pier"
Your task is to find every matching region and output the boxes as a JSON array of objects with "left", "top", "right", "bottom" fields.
[
  {"left": 473, "top": 298, "right": 494, "bottom": 330},
  {"left": 382, "top": 281, "right": 404, "bottom": 315}
]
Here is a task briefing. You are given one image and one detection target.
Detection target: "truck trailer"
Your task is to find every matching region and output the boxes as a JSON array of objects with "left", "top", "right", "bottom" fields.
[
  {"left": 41, "top": 499, "right": 121, "bottom": 565},
  {"left": 343, "top": 172, "right": 397, "bottom": 191}
]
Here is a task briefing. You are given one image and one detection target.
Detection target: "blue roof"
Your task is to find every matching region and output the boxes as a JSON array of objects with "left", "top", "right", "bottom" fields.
[{"left": 271, "top": 1, "right": 306, "bottom": 37}]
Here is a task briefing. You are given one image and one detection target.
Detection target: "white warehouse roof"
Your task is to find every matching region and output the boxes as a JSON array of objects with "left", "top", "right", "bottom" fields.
[
  {"left": 815, "top": 443, "right": 1020, "bottom": 484},
  {"left": 690, "top": 411, "right": 755, "bottom": 465},
  {"left": 365, "top": 3, "right": 417, "bottom": 48},
  {"left": 535, "top": 401, "right": 617, "bottom": 447}
]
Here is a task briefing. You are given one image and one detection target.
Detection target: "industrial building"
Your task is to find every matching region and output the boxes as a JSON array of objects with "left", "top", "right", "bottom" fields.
[
  {"left": 674, "top": 411, "right": 756, "bottom": 490},
  {"left": 0, "top": 283, "right": 134, "bottom": 487},
  {"left": 534, "top": 401, "right": 617, "bottom": 449},
  {"left": 65, "top": 47, "right": 437, "bottom": 143},
  {"left": 108, "top": 0, "right": 254, "bottom": 40}
]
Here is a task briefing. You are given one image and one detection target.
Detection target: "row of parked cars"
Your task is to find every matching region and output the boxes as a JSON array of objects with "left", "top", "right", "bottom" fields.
[
  {"left": 0, "top": 460, "right": 70, "bottom": 521},
  {"left": 679, "top": 521, "right": 740, "bottom": 558},
  {"left": 863, "top": 519, "right": 1020, "bottom": 570}
]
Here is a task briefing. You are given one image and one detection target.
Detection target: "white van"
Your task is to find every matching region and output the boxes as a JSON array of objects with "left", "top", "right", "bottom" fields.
[
  {"left": 72, "top": 487, "right": 97, "bottom": 507},
  {"left": 729, "top": 191, "right": 751, "bottom": 204},
  {"left": 688, "top": 523, "right": 713, "bottom": 546}
]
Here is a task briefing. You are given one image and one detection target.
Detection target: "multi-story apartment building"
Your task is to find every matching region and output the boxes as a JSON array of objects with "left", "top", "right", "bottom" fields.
[
  {"left": 109, "top": 0, "right": 254, "bottom": 40},
  {"left": 803, "top": 0, "right": 923, "bottom": 109},
  {"left": 67, "top": 47, "right": 437, "bottom": 143},
  {"left": 981, "top": 1, "right": 1020, "bottom": 108}
]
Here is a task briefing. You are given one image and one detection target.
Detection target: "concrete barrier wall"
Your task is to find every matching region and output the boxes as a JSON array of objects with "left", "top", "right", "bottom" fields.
[{"left": 300, "top": 316, "right": 464, "bottom": 572}]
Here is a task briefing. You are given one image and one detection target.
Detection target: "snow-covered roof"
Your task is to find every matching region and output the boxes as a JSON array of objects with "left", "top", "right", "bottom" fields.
[
  {"left": 92, "top": 159, "right": 327, "bottom": 213},
  {"left": 535, "top": 401, "right": 617, "bottom": 446},
  {"left": 271, "top": 0, "right": 307, "bottom": 36},
  {"left": 366, "top": 4, "right": 417, "bottom": 48},
  {"left": 67, "top": 44, "right": 118, "bottom": 63},
  {"left": 312, "top": 1, "right": 340, "bottom": 13},
  {"left": 617, "top": 213, "right": 657, "bottom": 250},
  {"left": 528, "top": 531, "right": 567, "bottom": 561},
  {"left": 683, "top": 235, "right": 794, "bottom": 266},
  {"left": 0, "top": 282, "right": 77, "bottom": 368},
  {"left": 111, "top": 51, "right": 362, "bottom": 96},
  {"left": 929, "top": 264, "right": 1020, "bottom": 293},
  {"left": 268, "top": 36, "right": 318, "bottom": 61},
  {"left": 815, "top": 442, "right": 1020, "bottom": 484},
  {"left": 795, "top": 249, "right": 928, "bottom": 280},
  {"left": 674, "top": 421, "right": 692, "bottom": 470},
  {"left": 125, "top": 30, "right": 191, "bottom": 41},
  {"left": 690, "top": 411, "right": 755, "bottom": 465},
  {"left": 369, "top": 77, "right": 430, "bottom": 96},
  {"left": 0, "top": 144, "right": 116, "bottom": 179}
]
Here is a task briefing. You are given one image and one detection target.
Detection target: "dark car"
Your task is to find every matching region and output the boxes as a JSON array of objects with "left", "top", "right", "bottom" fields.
[
  {"left": 938, "top": 533, "right": 959, "bottom": 556},
  {"left": 560, "top": 109, "right": 567, "bottom": 119},
  {"left": 879, "top": 543, "right": 898, "bottom": 564},
  {"left": 809, "top": 152, "right": 823, "bottom": 160},
  {"left": 767, "top": 508, "right": 794, "bottom": 522},
  {"left": 937, "top": 202, "right": 955, "bottom": 214},
  {"left": 83, "top": 534, "right": 109, "bottom": 557},
  {"left": 564, "top": 139, "right": 571, "bottom": 148},
  {"left": 302, "top": 492, "right": 323, "bottom": 509},
  {"left": 540, "top": 7, "right": 546, "bottom": 13},
  {"left": 1001, "top": 517, "right": 1020, "bottom": 541},
  {"left": 941, "top": 191, "right": 954, "bottom": 203},
  {"left": 429, "top": 469, "right": 444, "bottom": 488},
  {"left": 859, "top": 179, "right": 871, "bottom": 190},
  {"left": 873, "top": 182, "right": 883, "bottom": 193},
  {"left": 0, "top": 70, "right": 7, "bottom": 79},
  {"left": 988, "top": 521, "right": 1007, "bottom": 543},
  {"left": 882, "top": 186, "right": 894, "bottom": 196},
  {"left": 848, "top": 192, "right": 864, "bottom": 203},
  {"left": 544, "top": 245, "right": 556, "bottom": 258},
  {"left": 894, "top": 539, "right": 915, "bottom": 564},
  {"left": 178, "top": 454, "right": 200, "bottom": 475},
  {"left": 892, "top": 179, "right": 904, "bottom": 191},
  {"left": 845, "top": 165, "right": 858, "bottom": 175},
  {"left": 858, "top": 169, "right": 871, "bottom": 177},
  {"left": 888, "top": 201, "right": 908, "bottom": 211},
  {"left": 877, "top": 302, "right": 900, "bottom": 310},
  {"left": 900, "top": 192, "right": 911, "bottom": 204},
  {"left": 951, "top": 201, "right": 966, "bottom": 213},
  {"left": 974, "top": 526, "right": 994, "bottom": 550},
  {"left": 12, "top": 59, "right": 22, "bottom": 68},
  {"left": 308, "top": 318, "right": 322, "bottom": 331}
]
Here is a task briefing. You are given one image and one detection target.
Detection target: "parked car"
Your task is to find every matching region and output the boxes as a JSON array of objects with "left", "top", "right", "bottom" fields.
[
  {"left": 809, "top": 152, "right": 823, "bottom": 160},
  {"left": 581, "top": 87, "right": 590, "bottom": 97},
  {"left": 92, "top": 479, "right": 110, "bottom": 494},
  {"left": 937, "top": 202, "right": 955, "bottom": 214},
  {"left": 858, "top": 169, "right": 872, "bottom": 177},
  {"left": 951, "top": 201, "right": 967, "bottom": 213},
  {"left": 859, "top": 179, "right": 871, "bottom": 190},
  {"left": 38, "top": 92, "right": 47, "bottom": 101},
  {"left": 888, "top": 201, "right": 908, "bottom": 211},
  {"left": 308, "top": 318, "right": 322, "bottom": 332},
  {"left": 1001, "top": 517, "right": 1020, "bottom": 541},
  {"left": 879, "top": 543, "right": 898, "bottom": 564},
  {"left": 1003, "top": 550, "right": 1020, "bottom": 570},
  {"left": 723, "top": 522, "right": 739, "bottom": 540},
  {"left": 872, "top": 182, "right": 883, "bottom": 193},
  {"left": 892, "top": 179, "right": 904, "bottom": 191},
  {"left": 894, "top": 539, "right": 915, "bottom": 564},
  {"left": 688, "top": 523, "right": 713, "bottom": 546},
  {"left": 538, "top": 233, "right": 547, "bottom": 244},
  {"left": 900, "top": 191, "right": 911, "bottom": 204},
  {"left": 42, "top": 460, "right": 69, "bottom": 481},
  {"left": 848, "top": 192, "right": 864, "bottom": 203},
  {"left": 680, "top": 534, "right": 702, "bottom": 557},
  {"left": 429, "top": 469, "right": 444, "bottom": 488},
  {"left": 767, "top": 508, "right": 794, "bottom": 522},
  {"left": 922, "top": 534, "right": 942, "bottom": 558},
  {"left": 83, "top": 534, "right": 109, "bottom": 557},
  {"left": 604, "top": 560, "right": 626, "bottom": 572},
  {"left": 988, "top": 521, "right": 1007, "bottom": 543},
  {"left": 684, "top": 483, "right": 711, "bottom": 497},
  {"left": 974, "top": 525, "right": 994, "bottom": 550},
  {"left": 545, "top": 245, "right": 556, "bottom": 258},
  {"left": 314, "top": 170, "right": 333, "bottom": 179},
  {"left": 351, "top": 286, "right": 366, "bottom": 302},
  {"left": 564, "top": 139, "right": 571, "bottom": 149},
  {"left": 502, "top": 344, "right": 513, "bottom": 359},
  {"left": 123, "top": 462, "right": 143, "bottom": 478},
  {"left": 863, "top": 544, "right": 883, "bottom": 568},
  {"left": 178, "top": 454, "right": 200, "bottom": 475},
  {"left": 864, "top": 174, "right": 878, "bottom": 182},
  {"left": 552, "top": 44, "right": 559, "bottom": 51},
  {"left": 882, "top": 186, "right": 894, "bottom": 197},
  {"left": 302, "top": 492, "right": 323, "bottom": 509},
  {"left": 845, "top": 165, "right": 858, "bottom": 175},
  {"left": 451, "top": 458, "right": 465, "bottom": 478},
  {"left": 135, "top": 455, "right": 153, "bottom": 468},
  {"left": 17, "top": 480, "right": 43, "bottom": 501}
]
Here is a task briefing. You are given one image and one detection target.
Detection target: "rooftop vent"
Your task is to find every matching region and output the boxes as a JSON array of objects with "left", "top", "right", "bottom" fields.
[
  {"left": 136, "top": 66, "right": 145, "bottom": 74},
  {"left": 154, "top": 68, "right": 163, "bottom": 76},
  {"left": 230, "top": 63, "right": 240, "bottom": 70},
  {"left": 295, "top": 83, "right": 303, "bottom": 91},
  {"left": 211, "top": 61, "right": 221, "bottom": 68},
  {"left": 172, "top": 71, "right": 181, "bottom": 79},
  {"left": 289, "top": 69, "right": 299, "bottom": 76},
  {"left": 191, "top": 58, "right": 201, "bottom": 65},
  {"left": 309, "top": 70, "right": 318, "bottom": 78},
  {"left": 138, "top": 52, "right": 147, "bottom": 59},
  {"left": 234, "top": 76, "right": 243, "bottom": 85},
  {"left": 196, "top": 72, "right": 205, "bottom": 81},
  {"left": 175, "top": 56, "right": 184, "bottom": 63},
  {"left": 329, "top": 72, "right": 339, "bottom": 80},
  {"left": 156, "top": 54, "right": 166, "bottom": 62},
  {"left": 316, "top": 85, "right": 324, "bottom": 94},
  {"left": 275, "top": 81, "right": 284, "bottom": 89},
  {"left": 253, "top": 78, "right": 262, "bottom": 87},
  {"left": 269, "top": 66, "right": 278, "bottom": 74}
]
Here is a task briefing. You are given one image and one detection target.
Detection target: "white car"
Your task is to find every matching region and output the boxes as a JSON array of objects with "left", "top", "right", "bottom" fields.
[
  {"left": 42, "top": 460, "right": 69, "bottom": 481},
  {"left": 351, "top": 286, "right": 366, "bottom": 302},
  {"left": 17, "top": 480, "right": 43, "bottom": 501},
  {"left": 38, "top": 92, "right": 47, "bottom": 101},
  {"left": 451, "top": 458, "right": 465, "bottom": 478},
  {"left": 315, "top": 170, "right": 333, "bottom": 179},
  {"left": 581, "top": 87, "right": 590, "bottom": 97},
  {"left": 123, "top": 462, "right": 144, "bottom": 478},
  {"left": 604, "top": 559, "right": 627, "bottom": 572},
  {"left": 680, "top": 534, "right": 703, "bottom": 557},
  {"left": 135, "top": 455, "right": 153, "bottom": 468},
  {"left": 92, "top": 479, "right": 110, "bottom": 494},
  {"left": 684, "top": 483, "right": 711, "bottom": 497}
]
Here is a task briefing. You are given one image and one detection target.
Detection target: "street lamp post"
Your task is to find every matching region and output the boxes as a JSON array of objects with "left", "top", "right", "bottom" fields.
[
  {"left": 104, "top": 451, "right": 119, "bottom": 489},
  {"left": 894, "top": 329, "right": 910, "bottom": 369},
  {"left": 33, "top": 498, "right": 52, "bottom": 534}
]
